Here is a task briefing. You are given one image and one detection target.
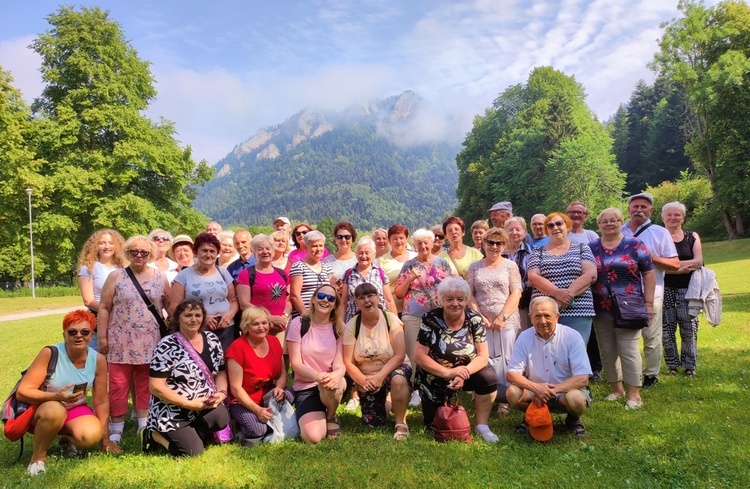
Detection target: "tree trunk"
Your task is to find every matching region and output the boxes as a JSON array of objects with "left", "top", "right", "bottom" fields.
[
  {"left": 736, "top": 209, "right": 745, "bottom": 237},
  {"left": 719, "top": 208, "right": 738, "bottom": 239}
]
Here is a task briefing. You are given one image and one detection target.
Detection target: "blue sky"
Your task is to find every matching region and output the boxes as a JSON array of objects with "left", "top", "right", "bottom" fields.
[{"left": 0, "top": 0, "right": 720, "bottom": 164}]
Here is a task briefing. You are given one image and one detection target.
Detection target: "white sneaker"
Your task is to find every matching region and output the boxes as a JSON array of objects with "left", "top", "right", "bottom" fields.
[
  {"left": 408, "top": 391, "right": 421, "bottom": 407},
  {"left": 344, "top": 397, "right": 360, "bottom": 412},
  {"left": 27, "top": 460, "right": 46, "bottom": 476}
]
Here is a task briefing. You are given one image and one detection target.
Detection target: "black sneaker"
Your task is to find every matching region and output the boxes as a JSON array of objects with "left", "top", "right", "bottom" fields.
[
  {"left": 240, "top": 436, "right": 263, "bottom": 447},
  {"left": 643, "top": 375, "right": 659, "bottom": 388},
  {"left": 589, "top": 371, "right": 603, "bottom": 382}
]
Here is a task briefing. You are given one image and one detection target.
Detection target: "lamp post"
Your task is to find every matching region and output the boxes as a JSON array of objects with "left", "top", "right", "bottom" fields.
[{"left": 25, "top": 188, "right": 35, "bottom": 299}]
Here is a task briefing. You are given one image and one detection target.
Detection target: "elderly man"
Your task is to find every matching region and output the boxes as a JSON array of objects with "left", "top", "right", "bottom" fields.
[
  {"left": 566, "top": 202, "right": 599, "bottom": 245},
  {"left": 622, "top": 192, "right": 680, "bottom": 388},
  {"left": 273, "top": 217, "right": 294, "bottom": 249},
  {"left": 488, "top": 201, "right": 513, "bottom": 229},
  {"left": 529, "top": 214, "right": 550, "bottom": 247},
  {"left": 226, "top": 229, "right": 255, "bottom": 282},
  {"left": 205, "top": 221, "right": 222, "bottom": 236},
  {"left": 506, "top": 296, "right": 592, "bottom": 438}
]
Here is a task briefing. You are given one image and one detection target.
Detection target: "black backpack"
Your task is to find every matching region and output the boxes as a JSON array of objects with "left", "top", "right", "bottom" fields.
[{"left": 299, "top": 316, "right": 339, "bottom": 340}]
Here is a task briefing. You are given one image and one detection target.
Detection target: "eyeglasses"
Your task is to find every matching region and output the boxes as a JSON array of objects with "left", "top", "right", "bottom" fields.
[
  {"left": 294, "top": 230, "right": 309, "bottom": 237},
  {"left": 598, "top": 218, "right": 622, "bottom": 225},
  {"left": 316, "top": 292, "right": 336, "bottom": 302},
  {"left": 128, "top": 249, "right": 150, "bottom": 257},
  {"left": 335, "top": 234, "right": 352, "bottom": 241},
  {"left": 545, "top": 221, "right": 566, "bottom": 229},
  {"left": 434, "top": 234, "right": 445, "bottom": 240},
  {"left": 152, "top": 236, "right": 170, "bottom": 243},
  {"left": 67, "top": 329, "right": 92, "bottom": 337},
  {"left": 485, "top": 239, "right": 506, "bottom": 248},
  {"left": 567, "top": 210, "right": 586, "bottom": 215}
]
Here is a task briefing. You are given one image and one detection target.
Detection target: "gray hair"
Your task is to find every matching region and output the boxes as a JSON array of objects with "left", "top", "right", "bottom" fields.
[
  {"left": 661, "top": 201, "right": 687, "bottom": 218},
  {"left": 436, "top": 276, "right": 471, "bottom": 304},
  {"left": 504, "top": 216, "right": 527, "bottom": 230},
  {"left": 529, "top": 296, "right": 559, "bottom": 315},
  {"left": 597, "top": 207, "right": 624, "bottom": 223},
  {"left": 355, "top": 236, "right": 376, "bottom": 253},
  {"left": 531, "top": 213, "right": 546, "bottom": 223},
  {"left": 217, "top": 231, "right": 235, "bottom": 243},
  {"left": 251, "top": 233, "right": 274, "bottom": 252},
  {"left": 148, "top": 228, "right": 173, "bottom": 244},
  {"left": 303, "top": 230, "right": 326, "bottom": 247},
  {"left": 412, "top": 228, "right": 435, "bottom": 243}
]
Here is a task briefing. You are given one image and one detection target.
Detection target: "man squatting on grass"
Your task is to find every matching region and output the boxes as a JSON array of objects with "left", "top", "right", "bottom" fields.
[{"left": 506, "top": 296, "right": 592, "bottom": 439}]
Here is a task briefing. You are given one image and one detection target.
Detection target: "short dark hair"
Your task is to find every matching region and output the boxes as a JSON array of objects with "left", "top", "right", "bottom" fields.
[
  {"left": 192, "top": 232, "right": 220, "bottom": 254},
  {"left": 354, "top": 282, "right": 379, "bottom": 299},
  {"left": 333, "top": 221, "right": 357, "bottom": 242},
  {"left": 442, "top": 216, "right": 465, "bottom": 235},
  {"left": 387, "top": 224, "right": 409, "bottom": 239},
  {"left": 170, "top": 299, "right": 207, "bottom": 333}
]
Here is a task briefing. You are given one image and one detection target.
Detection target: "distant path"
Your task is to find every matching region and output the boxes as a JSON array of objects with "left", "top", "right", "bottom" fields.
[{"left": 0, "top": 306, "right": 81, "bottom": 323}]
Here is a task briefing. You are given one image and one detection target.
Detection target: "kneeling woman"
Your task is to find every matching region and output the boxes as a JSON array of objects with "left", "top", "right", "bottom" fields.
[
  {"left": 226, "top": 306, "right": 293, "bottom": 445},
  {"left": 413, "top": 276, "right": 499, "bottom": 443},
  {"left": 343, "top": 283, "right": 411, "bottom": 440},
  {"left": 145, "top": 299, "right": 229, "bottom": 456},
  {"left": 18, "top": 310, "right": 120, "bottom": 476},
  {"left": 286, "top": 284, "right": 347, "bottom": 443}
]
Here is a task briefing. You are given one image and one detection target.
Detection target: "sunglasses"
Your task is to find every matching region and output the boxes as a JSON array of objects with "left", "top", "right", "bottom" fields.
[
  {"left": 67, "top": 329, "right": 92, "bottom": 337},
  {"left": 316, "top": 292, "right": 336, "bottom": 302},
  {"left": 545, "top": 221, "right": 566, "bottom": 229},
  {"left": 485, "top": 239, "right": 506, "bottom": 248},
  {"left": 434, "top": 234, "right": 445, "bottom": 240},
  {"left": 152, "top": 236, "right": 170, "bottom": 243},
  {"left": 335, "top": 234, "right": 352, "bottom": 240},
  {"left": 128, "top": 249, "right": 150, "bottom": 257},
  {"left": 294, "top": 230, "right": 309, "bottom": 237}
]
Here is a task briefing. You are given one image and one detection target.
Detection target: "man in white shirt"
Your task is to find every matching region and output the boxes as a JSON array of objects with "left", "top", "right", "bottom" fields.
[
  {"left": 622, "top": 192, "right": 680, "bottom": 388},
  {"left": 566, "top": 201, "right": 599, "bottom": 245},
  {"left": 506, "top": 297, "right": 592, "bottom": 438}
]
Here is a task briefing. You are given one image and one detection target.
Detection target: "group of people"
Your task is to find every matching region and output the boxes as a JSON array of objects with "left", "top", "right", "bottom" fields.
[{"left": 17, "top": 193, "right": 708, "bottom": 474}]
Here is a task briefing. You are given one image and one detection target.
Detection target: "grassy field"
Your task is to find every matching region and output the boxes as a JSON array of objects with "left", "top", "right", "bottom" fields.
[
  {"left": 1, "top": 240, "right": 749, "bottom": 488},
  {"left": 0, "top": 296, "right": 81, "bottom": 316}
]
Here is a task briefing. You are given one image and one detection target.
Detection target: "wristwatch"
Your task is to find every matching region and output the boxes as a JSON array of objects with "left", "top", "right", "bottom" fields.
[{"left": 500, "top": 313, "right": 509, "bottom": 321}]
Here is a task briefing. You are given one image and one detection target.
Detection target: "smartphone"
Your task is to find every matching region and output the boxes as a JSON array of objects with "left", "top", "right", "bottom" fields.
[{"left": 72, "top": 382, "right": 87, "bottom": 394}]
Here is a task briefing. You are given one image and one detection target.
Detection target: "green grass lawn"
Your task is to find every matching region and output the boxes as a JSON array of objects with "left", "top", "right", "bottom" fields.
[
  {"left": 1, "top": 240, "right": 749, "bottom": 488},
  {"left": 0, "top": 296, "right": 82, "bottom": 316}
]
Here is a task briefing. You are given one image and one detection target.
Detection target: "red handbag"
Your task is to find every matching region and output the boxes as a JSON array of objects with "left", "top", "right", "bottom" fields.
[{"left": 432, "top": 393, "right": 472, "bottom": 443}]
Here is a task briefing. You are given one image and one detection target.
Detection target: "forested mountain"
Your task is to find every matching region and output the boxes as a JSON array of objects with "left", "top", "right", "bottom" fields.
[{"left": 195, "top": 91, "right": 460, "bottom": 230}]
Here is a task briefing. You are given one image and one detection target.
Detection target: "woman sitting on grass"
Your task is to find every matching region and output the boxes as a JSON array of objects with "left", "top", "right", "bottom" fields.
[
  {"left": 286, "top": 284, "right": 347, "bottom": 443},
  {"left": 342, "top": 283, "right": 411, "bottom": 440},
  {"left": 18, "top": 310, "right": 120, "bottom": 476}
]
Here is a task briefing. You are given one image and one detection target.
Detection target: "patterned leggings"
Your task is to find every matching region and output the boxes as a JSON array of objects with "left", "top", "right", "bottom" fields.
[
  {"left": 662, "top": 287, "right": 699, "bottom": 371},
  {"left": 229, "top": 389, "right": 295, "bottom": 438}
]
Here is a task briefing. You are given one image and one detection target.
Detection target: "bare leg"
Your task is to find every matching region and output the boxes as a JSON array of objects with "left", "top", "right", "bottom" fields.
[
  {"left": 31, "top": 402, "right": 67, "bottom": 463},
  {"left": 390, "top": 375, "right": 409, "bottom": 427},
  {"left": 474, "top": 391, "right": 497, "bottom": 426}
]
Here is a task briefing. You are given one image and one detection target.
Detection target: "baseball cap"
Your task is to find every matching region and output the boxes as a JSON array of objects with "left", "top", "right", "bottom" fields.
[
  {"left": 627, "top": 192, "right": 654, "bottom": 206},
  {"left": 274, "top": 216, "right": 291, "bottom": 225},
  {"left": 525, "top": 403, "right": 553, "bottom": 442},
  {"left": 488, "top": 201, "right": 513, "bottom": 213}
]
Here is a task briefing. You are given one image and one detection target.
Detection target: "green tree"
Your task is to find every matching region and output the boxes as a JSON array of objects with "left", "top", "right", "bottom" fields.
[
  {"left": 29, "top": 6, "right": 212, "bottom": 279},
  {"left": 652, "top": 0, "right": 750, "bottom": 238}
]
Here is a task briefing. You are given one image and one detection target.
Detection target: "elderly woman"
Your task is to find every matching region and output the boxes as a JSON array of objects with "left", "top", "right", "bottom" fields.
[
  {"left": 143, "top": 299, "right": 229, "bottom": 456},
  {"left": 77, "top": 228, "right": 127, "bottom": 350},
  {"left": 289, "top": 231, "right": 334, "bottom": 320},
  {"left": 18, "top": 310, "right": 120, "bottom": 476},
  {"left": 148, "top": 229, "right": 179, "bottom": 282},
  {"left": 287, "top": 284, "right": 347, "bottom": 443},
  {"left": 288, "top": 223, "right": 331, "bottom": 264},
  {"left": 323, "top": 221, "right": 358, "bottom": 284},
  {"left": 430, "top": 224, "right": 446, "bottom": 255},
  {"left": 503, "top": 217, "right": 533, "bottom": 331},
  {"left": 440, "top": 216, "right": 484, "bottom": 278},
  {"left": 170, "top": 232, "right": 239, "bottom": 353},
  {"left": 171, "top": 235, "right": 195, "bottom": 273},
  {"left": 413, "top": 277, "right": 499, "bottom": 443},
  {"left": 343, "top": 283, "right": 410, "bottom": 439},
  {"left": 217, "top": 231, "right": 238, "bottom": 269},
  {"left": 470, "top": 220, "right": 490, "bottom": 253},
  {"left": 372, "top": 228, "right": 390, "bottom": 259},
  {"left": 527, "top": 213, "right": 597, "bottom": 344},
  {"left": 377, "top": 225, "right": 417, "bottom": 314},
  {"left": 271, "top": 230, "right": 292, "bottom": 275},
  {"left": 395, "top": 228, "right": 451, "bottom": 406},
  {"left": 236, "top": 234, "right": 292, "bottom": 336},
  {"left": 226, "top": 306, "right": 292, "bottom": 446},
  {"left": 98, "top": 235, "right": 170, "bottom": 444},
  {"left": 341, "top": 236, "right": 398, "bottom": 323},
  {"left": 466, "top": 227, "right": 522, "bottom": 416},
  {"left": 590, "top": 208, "right": 655, "bottom": 409},
  {"left": 662, "top": 201, "right": 703, "bottom": 377}
]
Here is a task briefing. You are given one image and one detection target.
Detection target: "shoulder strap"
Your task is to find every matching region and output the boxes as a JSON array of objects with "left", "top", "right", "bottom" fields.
[
  {"left": 354, "top": 310, "right": 391, "bottom": 339},
  {"left": 44, "top": 346, "right": 58, "bottom": 389},
  {"left": 378, "top": 267, "right": 386, "bottom": 283},
  {"left": 633, "top": 222, "right": 653, "bottom": 238},
  {"left": 273, "top": 266, "right": 288, "bottom": 283},
  {"left": 173, "top": 332, "right": 217, "bottom": 391},
  {"left": 342, "top": 267, "right": 353, "bottom": 284},
  {"left": 300, "top": 315, "right": 339, "bottom": 339},
  {"left": 125, "top": 267, "right": 168, "bottom": 336},
  {"left": 247, "top": 265, "right": 257, "bottom": 287}
]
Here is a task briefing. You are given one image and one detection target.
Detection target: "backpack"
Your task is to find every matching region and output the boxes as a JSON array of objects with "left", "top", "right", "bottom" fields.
[
  {"left": 300, "top": 316, "right": 339, "bottom": 340},
  {"left": 353, "top": 309, "right": 391, "bottom": 339},
  {"left": 2, "top": 346, "right": 59, "bottom": 461},
  {"left": 247, "top": 265, "right": 288, "bottom": 287}
]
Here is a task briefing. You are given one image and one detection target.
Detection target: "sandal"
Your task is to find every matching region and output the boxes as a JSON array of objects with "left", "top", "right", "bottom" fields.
[
  {"left": 393, "top": 423, "right": 409, "bottom": 441},
  {"left": 59, "top": 436, "right": 78, "bottom": 458},
  {"left": 685, "top": 370, "right": 696, "bottom": 377},
  {"left": 667, "top": 368, "right": 678, "bottom": 375},
  {"left": 515, "top": 420, "right": 529, "bottom": 435},
  {"left": 565, "top": 415, "right": 586, "bottom": 438},
  {"left": 326, "top": 417, "right": 341, "bottom": 439},
  {"left": 496, "top": 402, "right": 510, "bottom": 417}
]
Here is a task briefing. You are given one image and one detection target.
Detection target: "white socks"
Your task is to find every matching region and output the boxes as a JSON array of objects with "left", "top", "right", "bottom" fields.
[
  {"left": 475, "top": 424, "right": 499, "bottom": 443},
  {"left": 109, "top": 421, "right": 125, "bottom": 442},
  {"left": 137, "top": 417, "right": 148, "bottom": 433}
]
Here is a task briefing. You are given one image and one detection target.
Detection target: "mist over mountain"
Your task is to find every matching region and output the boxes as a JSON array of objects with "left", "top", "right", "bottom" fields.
[{"left": 195, "top": 91, "right": 460, "bottom": 230}]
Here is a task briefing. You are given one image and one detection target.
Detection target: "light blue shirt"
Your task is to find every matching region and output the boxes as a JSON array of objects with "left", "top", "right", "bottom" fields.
[{"left": 48, "top": 342, "right": 98, "bottom": 408}]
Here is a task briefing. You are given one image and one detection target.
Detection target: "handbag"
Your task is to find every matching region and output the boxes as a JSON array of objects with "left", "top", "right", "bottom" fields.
[
  {"left": 125, "top": 267, "right": 169, "bottom": 338},
  {"left": 173, "top": 333, "right": 233, "bottom": 443},
  {"left": 432, "top": 393, "right": 472, "bottom": 443},
  {"left": 261, "top": 391, "right": 299, "bottom": 443},
  {"left": 596, "top": 246, "right": 649, "bottom": 329}
]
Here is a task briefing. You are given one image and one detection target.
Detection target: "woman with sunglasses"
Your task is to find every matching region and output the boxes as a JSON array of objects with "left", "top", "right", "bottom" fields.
[
  {"left": 323, "top": 221, "right": 358, "bottom": 289},
  {"left": 148, "top": 229, "right": 179, "bottom": 283},
  {"left": 18, "top": 310, "right": 121, "bottom": 476},
  {"left": 287, "top": 284, "right": 347, "bottom": 443},
  {"left": 290, "top": 231, "right": 335, "bottom": 320},
  {"left": 527, "top": 212, "right": 597, "bottom": 346},
  {"left": 466, "top": 227, "right": 522, "bottom": 416},
  {"left": 97, "top": 235, "right": 171, "bottom": 446},
  {"left": 288, "top": 223, "right": 330, "bottom": 264}
]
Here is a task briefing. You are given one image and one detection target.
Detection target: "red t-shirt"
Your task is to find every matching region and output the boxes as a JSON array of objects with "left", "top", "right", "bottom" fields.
[{"left": 226, "top": 335, "right": 283, "bottom": 405}]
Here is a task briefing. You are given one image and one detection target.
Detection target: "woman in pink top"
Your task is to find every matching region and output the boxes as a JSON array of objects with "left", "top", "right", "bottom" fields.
[{"left": 286, "top": 284, "right": 346, "bottom": 444}]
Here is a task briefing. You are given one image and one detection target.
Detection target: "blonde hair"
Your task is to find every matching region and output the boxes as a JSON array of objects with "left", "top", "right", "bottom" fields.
[
  {"left": 77, "top": 229, "right": 127, "bottom": 272},
  {"left": 306, "top": 284, "right": 344, "bottom": 337},
  {"left": 122, "top": 235, "right": 156, "bottom": 262},
  {"left": 271, "top": 230, "right": 291, "bottom": 255},
  {"left": 239, "top": 306, "right": 271, "bottom": 335}
]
